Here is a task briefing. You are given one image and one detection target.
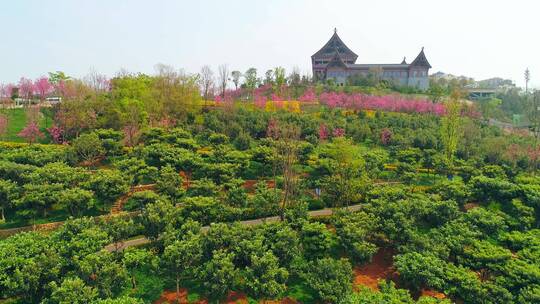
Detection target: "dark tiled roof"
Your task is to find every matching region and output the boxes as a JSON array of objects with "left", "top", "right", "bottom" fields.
[
  {"left": 312, "top": 31, "right": 358, "bottom": 60},
  {"left": 410, "top": 48, "right": 432, "bottom": 68},
  {"left": 348, "top": 64, "right": 410, "bottom": 69},
  {"left": 326, "top": 52, "right": 349, "bottom": 68}
]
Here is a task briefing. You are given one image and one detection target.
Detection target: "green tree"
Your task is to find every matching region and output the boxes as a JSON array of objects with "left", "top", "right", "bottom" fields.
[
  {"left": 122, "top": 248, "right": 155, "bottom": 289},
  {"left": 48, "top": 277, "right": 98, "bottom": 304},
  {"left": 439, "top": 99, "right": 462, "bottom": 168},
  {"left": 102, "top": 215, "right": 136, "bottom": 252},
  {"left": 162, "top": 233, "right": 203, "bottom": 302},
  {"left": 0, "top": 179, "right": 17, "bottom": 222},
  {"left": 156, "top": 165, "right": 185, "bottom": 200},
  {"left": 231, "top": 70, "right": 242, "bottom": 90},
  {"left": 85, "top": 169, "right": 130, "bottom": 205},
  {"left": 0, "top": 232, "right": 60, "bottom": 302},
  {"left": 303, "top": 258, "right": 353, "bottom": 304},
  {"left": 16, "top": 183, "right": 64, "bottom": 219},
  {"left": 76, "top": 250, "right": 128, "bottom": 298},
  {"left": 58, "top": 188, "right": 95, "bottom": 217},
  {"left": 333, "top": 211, "right": 378, "bottom": 263},
  {"left": 300, "top": 222, "right": 334, "bottom": 259},
  {"left": 71, "top": 132, "right": 106, "bottom": 165},
  {"left": 244, "top": 251, "right": 289, "bottom": 299},
  {"left": 140, "top": 199, "right": 178, "bottom": 241},
  {"left": 200, "top": 249, "right": 238, "bottom": 300},
  {"left": 319, "top": 137, "right": 369, "bottom": 207},
  {"left": 244, "top": 68, "right": 258, "bottom": 92}
]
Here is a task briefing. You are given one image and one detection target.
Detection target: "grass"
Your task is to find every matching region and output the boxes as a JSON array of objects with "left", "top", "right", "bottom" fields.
[
  {"left": 127, "top": 268, "right": 165, "bottom": 302},
  {"left": 1, "top": 107, "right": 53, "bottom": 143},
  {"left": 284, "top": 277, "right": 317, "bottom": 303}
]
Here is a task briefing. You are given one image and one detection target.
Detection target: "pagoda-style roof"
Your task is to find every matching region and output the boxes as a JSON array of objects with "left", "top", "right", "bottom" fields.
[
  {"left": 326, "top": 51, "right": 348, "bottom": 68},
  {"left": 401, "top": 57, "right": 407, "bottom": 64},
  {"left": 410, "top": 48, "right": 432, "bottom": 68},
  {"left": 312, "top": 30, "right": 358, "bottom": 60}
]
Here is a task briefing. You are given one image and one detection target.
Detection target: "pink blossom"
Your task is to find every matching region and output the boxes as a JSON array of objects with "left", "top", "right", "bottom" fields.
[
  {"left": 18, "top": 77, "right": 35, "bottom": 100},
  {"left": 271, "top": 93, "right": 282, "bottom": 101},
  {"left": 299, "top": 88, "right": 317, "bottom": 102},
  {"left": 18, "top": 121, "right": 44, "bottom": 144},
  {"left": 318, "top": 124, "right": 329, "bottom": 141},
  {"left": 33, "top": 77, "right": 53, "bottom": 100},
  {"left": 318, "top": 92, "right": 452, "bottom": 116},
  {"left": 254, "top": 92, "right": 267, "bottom": 109},
  {"left": 47, "top": 125, "right": 64, "bottom": 144},
  {"left": 332, "top": 128, "right": 345, "bottom": 137},
  {"left": 0, "top": 83, "right": 15, "bottom": 99}
]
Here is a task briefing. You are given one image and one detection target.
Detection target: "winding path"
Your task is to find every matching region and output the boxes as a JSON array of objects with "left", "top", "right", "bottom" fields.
[{"left": 105, "top": 204, "right": 363, "bottom": 251}]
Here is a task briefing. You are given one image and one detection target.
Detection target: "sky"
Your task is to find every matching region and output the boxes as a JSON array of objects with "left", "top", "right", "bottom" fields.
[{"left": 0, "top": 0, "right": 539, "bottom": 88}]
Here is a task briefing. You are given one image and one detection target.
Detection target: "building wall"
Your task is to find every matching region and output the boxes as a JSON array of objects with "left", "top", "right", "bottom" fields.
[
  {"left": 407, "top": 68, "right": 430, "bottom": 90},
  {"left": 323, "top": 66, "right": 429, "bottom": 89}
]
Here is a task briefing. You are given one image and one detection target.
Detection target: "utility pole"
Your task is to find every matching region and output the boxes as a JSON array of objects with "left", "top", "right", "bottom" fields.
[{"left": 525, "top": 68, "right": 531, "bottom": 93}]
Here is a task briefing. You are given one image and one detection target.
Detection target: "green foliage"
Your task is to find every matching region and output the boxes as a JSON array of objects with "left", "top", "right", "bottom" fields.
[
  {"left": 47, "top": 277, "right": 97, "bottom": 304},
  {"left": 199, "top": 249, "right": 238, "bottom": 300},
  {"left": 244, "top": 251, "right": 289, "bottom": 299},
  {"left": 0, "top": 232, "right": 60, "bottom": 301},
  {"left": 300, "top": 221, "right": 335, "bottom": 259},
  {"left": 75, "top": 250, "right": 129, "bottom": 298},
  {"left": 85, "top": 169, "right": 129, "bottom": 205},
  {"left": 58, "top": 188, "right": 95, "bottom": 217},
  {"left": 70, "top": 132, "right": 106, "bottom": 164},
  {"left": 333, "top": 211, "right": 378, "bottom": 263},
  {"left": 139, "top": 199, "right": 178, "bottom": 241},
  {"left": 155, "top": 165, "right": 185, "bottom": 200},
  {"left": 302, "top": 257, "right": 353, "bottom": 304},
  {"left": 348, "top": 281, "right": 451, "bottom": 304},
  {"left": 162, "top": 232, "right": 203, "bottom": 297}
]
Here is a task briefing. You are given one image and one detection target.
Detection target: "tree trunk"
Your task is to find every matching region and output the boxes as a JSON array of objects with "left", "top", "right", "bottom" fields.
[
  {"left": 0, "top": 207, "right": 4, "bottom": 222},
  {"left": 176, "top": 276, "right": 180, "bottom": 304},
  {"left": 131, "top": 274, "right": 137, "bottom": 289}
]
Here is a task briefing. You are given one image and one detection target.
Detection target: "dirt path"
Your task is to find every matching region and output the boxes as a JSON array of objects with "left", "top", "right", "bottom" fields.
[{"left": 105, "top": 204, "right": 362, "bottom": 251}]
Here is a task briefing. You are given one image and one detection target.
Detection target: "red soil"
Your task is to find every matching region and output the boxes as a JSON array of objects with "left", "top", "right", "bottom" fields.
[
  {"left": 153, "top": 289, "right": 208, "bottom": 304},
  {"left": 154, "top": 289, "right": 299, "bottom": 304},
  {"left": 354, "top": 248, "right": 397, "bottom": 291},
  {"left": 224, "top": 291, "right": 248, "bottom": 304},
  {"left": 421, "top": 289, "right": 447, "bottom": 299}
]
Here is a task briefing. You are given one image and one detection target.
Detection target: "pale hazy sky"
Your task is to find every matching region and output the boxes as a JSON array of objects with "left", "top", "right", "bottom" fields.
[{"left": 1, "top": 0, "right": 539, "bottom": 88}]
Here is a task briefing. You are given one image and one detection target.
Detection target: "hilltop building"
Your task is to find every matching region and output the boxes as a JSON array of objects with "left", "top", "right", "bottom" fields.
[{"left": 312, "top": 29, "right": 432, "bottom": 90}]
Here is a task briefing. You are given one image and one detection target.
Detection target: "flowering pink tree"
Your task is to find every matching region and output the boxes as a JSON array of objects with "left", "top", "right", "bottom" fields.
[
  {"left": 332, "top": 128, "right": 345, "bottom": 137},
  {"left": 254, "top": 92, "right": 267, "bottom": 109},
  {"left": 318, "top": 124, "right": 329, "bottom": 141},
  {"left": 18, "top": 77, "right": 35, "bottom": 105},
  {"left": 380, "top": 128, "right": 393, "bottom": 145},
  {"left": 299, "top": 87, "right": 317, "bottom": 102},
  {"left": 47, "top": 125, "right": 64, "bottom": 144},
  {"left": 0, "top": 83, "right": 13, "bottom": 99},
  {"left": 18, "top": 121, "right": 44, "bottom": 144},
  {"left": 318, "top": 92, "right": 449, "bottom": 116},
  {"left": 33, "top": 77, "right": 53, "bottom": 102}
]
